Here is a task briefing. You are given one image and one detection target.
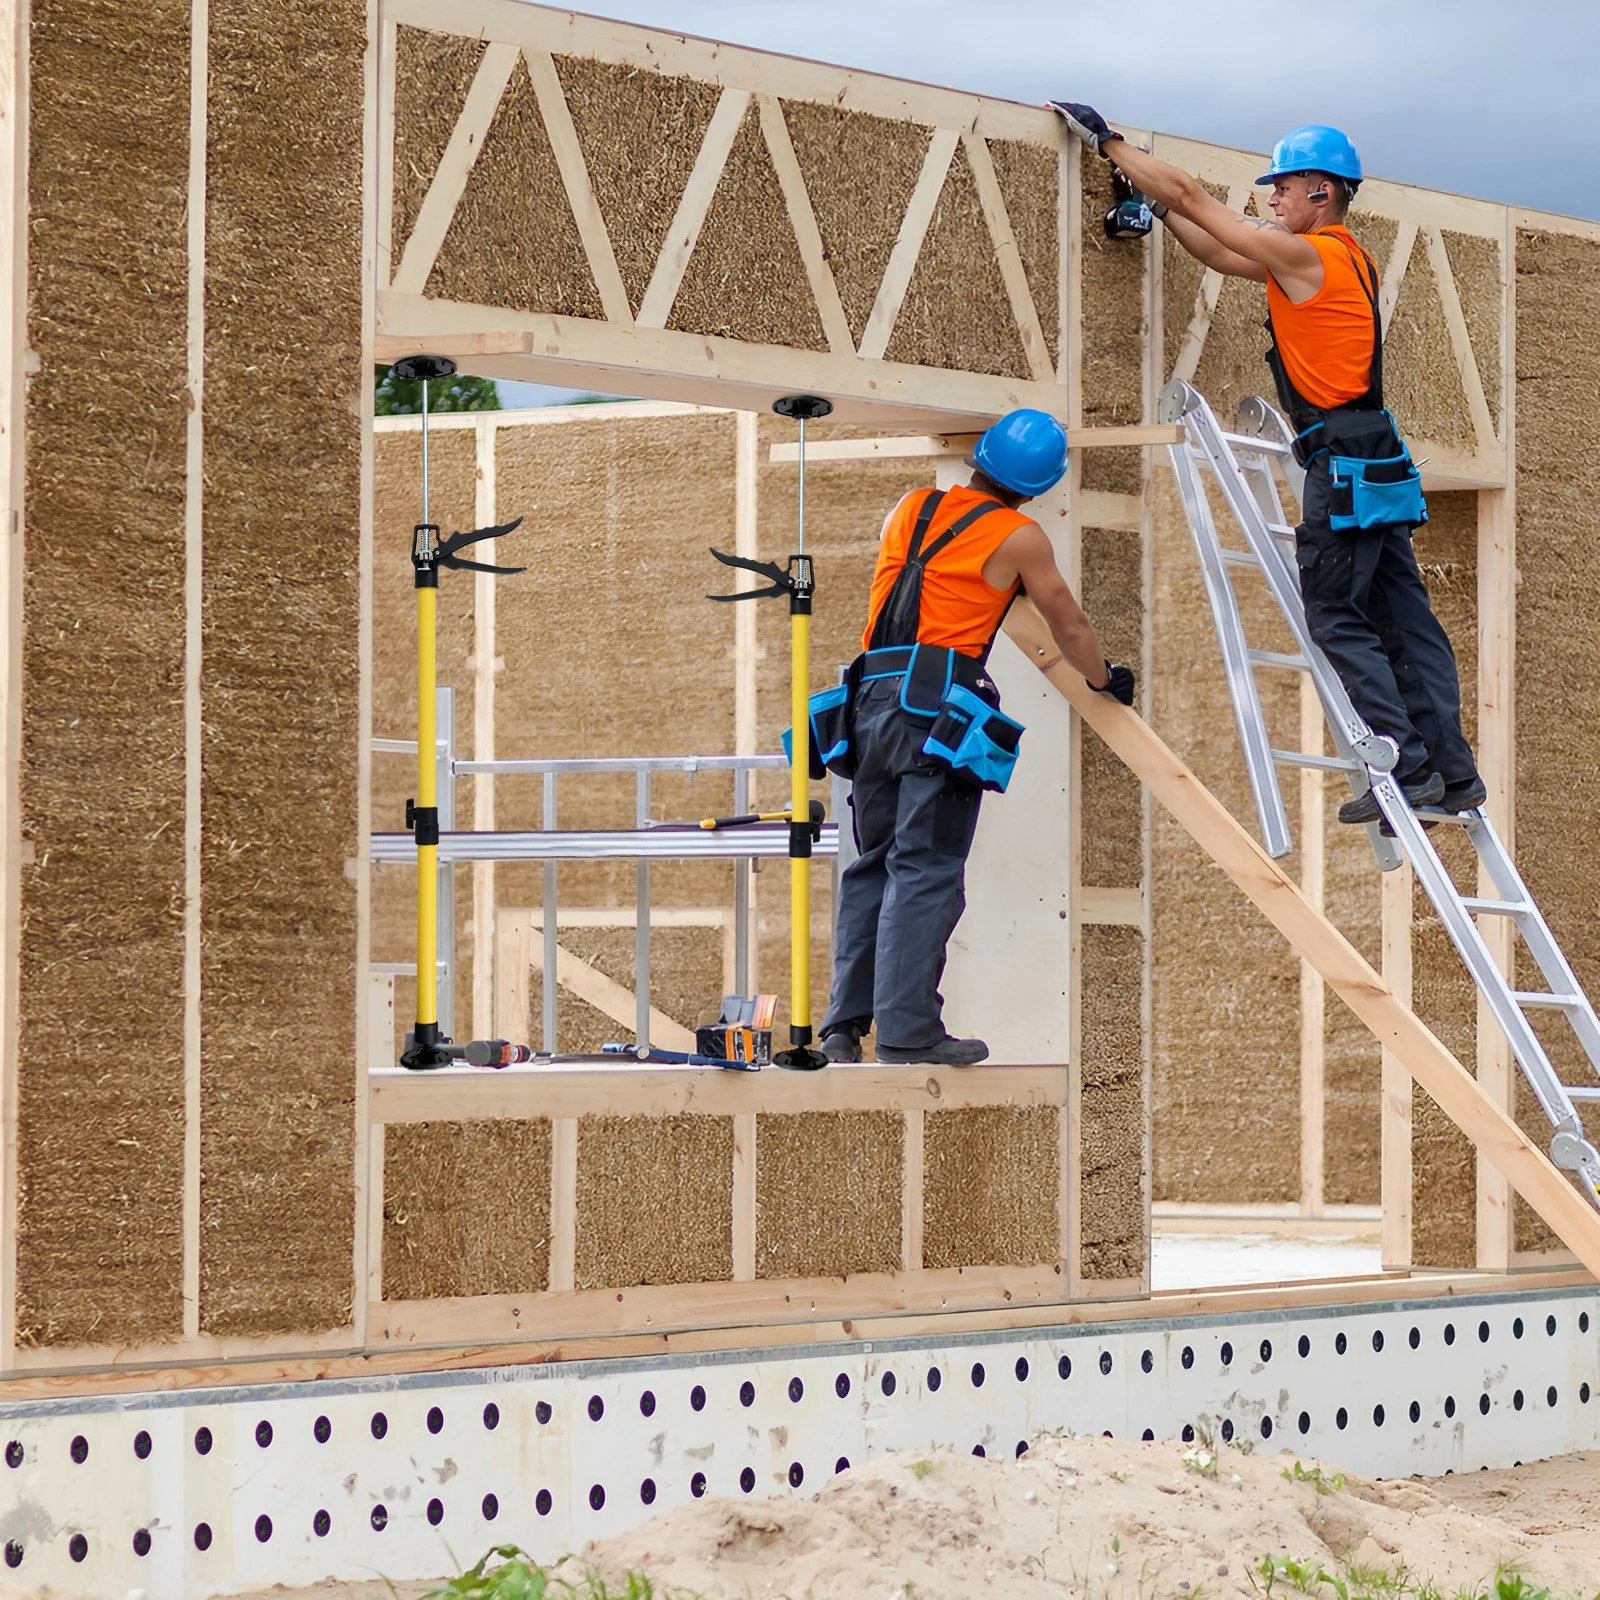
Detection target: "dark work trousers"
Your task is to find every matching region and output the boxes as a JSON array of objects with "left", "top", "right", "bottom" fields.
[
  {"left": 822, "top": 677, "right": 983, "bottom": 1050},
  {"left": 1295, "top": 459, "right": 1478, "bottom": 784}
]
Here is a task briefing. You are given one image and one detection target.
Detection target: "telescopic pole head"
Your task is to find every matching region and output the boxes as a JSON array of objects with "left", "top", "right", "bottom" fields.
[
  {"left": 773, "top": 396, "right": 832, "bottom": 556},
  {"left": 392, "top": 355, "right": 459, "bottom": 527}
]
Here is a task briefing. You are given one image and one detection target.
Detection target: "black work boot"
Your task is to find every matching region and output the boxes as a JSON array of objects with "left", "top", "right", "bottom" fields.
[
  {"left": 1438, "top": 774, "right": 1488, "bottom": 813},
  {"left": 876, "top": 1034, "right": 990, "bottom": 1066},
  {"left": 1338, "top": 768, "right": 1444, "bottom": 826},
  {"left": 820, "top": 1023, "right": 864, "bottom": 1064}
]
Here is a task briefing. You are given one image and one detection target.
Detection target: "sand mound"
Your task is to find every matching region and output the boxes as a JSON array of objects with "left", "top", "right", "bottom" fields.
[{"left": 563, "top": 1436, "right": 1599, "bottom": 1600}]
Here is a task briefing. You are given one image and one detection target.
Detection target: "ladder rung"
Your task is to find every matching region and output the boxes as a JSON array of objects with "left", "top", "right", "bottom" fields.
[
  {"left": 1563, "top": 1088, "right": 1600, "bottom": 1102},
  {"left": 1271, "top": 748, "right": 1360, "bottom": 773},
  {"left": 1460, "top": 896, "right": 1530, "bottom": 918},
  {"left": 1220, "top": 431, "right": 1290, "bottom": 456},
  {"left": 1248, "top": 649, "right": 1310, "bottom": 672},
  {"left": 1266, "top": 522, "right": 1297, "bottom": 539},
  {"left": 1220, "top": 548, "right": 1261, "bottom": 568},
  {"left": 1513, "top": 991, "right": 1586, "bottom": 1010}
]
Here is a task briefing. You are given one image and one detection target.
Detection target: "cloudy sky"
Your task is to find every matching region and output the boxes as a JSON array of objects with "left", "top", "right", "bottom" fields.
[{"left": 502, "top": 0, "right": 1598, "bottom": 407}]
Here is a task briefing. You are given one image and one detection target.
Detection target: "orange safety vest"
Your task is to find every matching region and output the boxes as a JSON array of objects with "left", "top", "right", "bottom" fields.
[
  {"left": 862, "top": 485, "right": 1031, "bottom": 659},
  {"left": 1264, "top": 226, "right": 1381, "bottom": 411}
]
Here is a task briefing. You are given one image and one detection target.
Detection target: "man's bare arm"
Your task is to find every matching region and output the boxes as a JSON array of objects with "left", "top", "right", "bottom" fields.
[
  {"left": 1161, "top": 209, "right": 1267, "bottom": 282},
  {"left": 987, "top": 523, "right": 1107, "bottom": 684}
]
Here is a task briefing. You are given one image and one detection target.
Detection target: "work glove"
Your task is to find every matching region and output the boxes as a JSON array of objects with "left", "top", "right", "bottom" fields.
[
  {"left": 1047, "top": 100, "right": 1124, "bottom": 157},
  {"left": 1092, "top": 661, "right": 1136, "bottom": 706}
]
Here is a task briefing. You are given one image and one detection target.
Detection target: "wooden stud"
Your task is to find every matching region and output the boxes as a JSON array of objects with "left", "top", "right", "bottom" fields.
[
  {"left": 857, "top": 127, "right": 959, "bottom": 362},
  {"left": 1003, "top": 598, "right": 1600, "bottom": 1280},
  {"left": 1078, "top": 489, "right": 1142, "bottom": 533},
  {"left": 734, "top": 408, "right": 758, "bottom": 797},
  {"left": 375, "top": 12, "right": 397, "bottom": 290},
  {"left": 0, "top": 0, "right": 26, "bottom": 1370},
  {"left": 181, "top": 0, "right": 210, "bottom": 1343},
  {"left": 963, "top": 131, "right": 1053, "bottom": 384},
  {"left": 732, "top": 1111, "right": 756, "bottom": 1281},
  {"left": 366, "top": 1121, "right": 386, "bottom": 1308},
  {"left": 901, "top": 1107, "right": 924, "bottom": 1273},
  {"left": 756, "top": 94, "right": 853, "bottom": 358},
  {"left": 548, "top": 1118, "right": 578, "bottom": 1293},
  {"left": 1380, "top": 861, "right": 1414, "bottom": 1270},
  {"left": 471, "top": 417, "right": 496, "bottom": 1039},
  {"left": 766, "top": 426, "right": 1180, "bottom": 466},
  {"left": 388, "top": 40, "right": 519, "bottom": 297},
  {"left": 523, "top": 48, "right": 632, "bottom": 326},
  {"left": 1425, "top": 225, "right": 1498, "bottom": 455},
  {"left": 493, "top": 907, "right": 532, "bottom": 1043},
  {"left": 635, "top": 88, "right": 750, "bottom": 330},
  {"left": 1078, "top": 886, "right": 1143, "bottom": 926},
  {"left": 1299, "top": 677, "right": 1326, "bottom": 1217}
]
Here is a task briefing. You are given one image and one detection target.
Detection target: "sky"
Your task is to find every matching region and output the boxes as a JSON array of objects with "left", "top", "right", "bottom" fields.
[{"left": 501, "top": 0, "right": 1600, "bottom": 408}]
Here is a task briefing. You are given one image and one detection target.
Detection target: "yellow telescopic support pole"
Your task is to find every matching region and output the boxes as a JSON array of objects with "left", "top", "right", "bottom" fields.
[{"left": 415, "top": 578, "right": 438, "bottom": 1031}]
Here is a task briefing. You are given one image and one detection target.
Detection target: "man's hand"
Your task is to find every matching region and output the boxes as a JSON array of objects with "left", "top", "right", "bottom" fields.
[
  {"left": 1091, "top": 661, "right": 1136, "bottom": 706},
  {"left": 1047, "top": 100, "right": 1123, "bottom": 158}
]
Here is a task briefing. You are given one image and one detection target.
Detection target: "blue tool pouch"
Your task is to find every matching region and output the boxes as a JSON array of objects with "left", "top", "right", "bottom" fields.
[
  {"left": 1328, "top": 444, "right": 1427, "bottom": 532},
  {"left": 921, "top": 682, "right": 1025, "bottom": 793},
  {"left": 782, "top": 682, "right": 856, "bottom": 780}
]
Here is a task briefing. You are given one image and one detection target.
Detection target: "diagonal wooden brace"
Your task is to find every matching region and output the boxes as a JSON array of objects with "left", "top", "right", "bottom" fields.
[{"left": 1004, "top": 597, "right": 1600, "bottom": 1279}]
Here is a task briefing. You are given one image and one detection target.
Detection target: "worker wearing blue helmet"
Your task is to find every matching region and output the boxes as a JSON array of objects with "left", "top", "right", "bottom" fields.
[
  {"left": 819, "top": 408, "right": 1134, "bottom": 1066},
  {"left": 1049, "top": 105, "right": 1483, "bottom": 824}
]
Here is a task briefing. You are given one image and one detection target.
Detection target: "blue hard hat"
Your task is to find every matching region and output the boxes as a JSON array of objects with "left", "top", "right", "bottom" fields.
[
  {"left": 1256, "top": 124, "right": 1363, "bottom": 185},
  {"left": 971, "top": 408, "right": 1068, "bottom": 498}
]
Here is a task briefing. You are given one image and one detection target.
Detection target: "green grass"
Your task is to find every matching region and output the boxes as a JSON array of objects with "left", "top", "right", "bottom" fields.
[
  {"left": 422, "top": 1546, "right": 684, "bottom": 1600},
  {"left": 1255, "top": 1555, "right": 1598, "bottom": 1600},
  {"left": 1281, "top": 1460, "right": 1348, "bottom": 1496}
]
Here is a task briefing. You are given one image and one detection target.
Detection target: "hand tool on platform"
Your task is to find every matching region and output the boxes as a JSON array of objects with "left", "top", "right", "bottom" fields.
[
  {"left": 599, "top": 1042, "right": 760, "bottom": 1071},
  {"left": 707, "top": 393, "right": 835, "bottom": 1070},
  {"left": 392, "top": 353, "right": 531, "bottom": 1072},
  {"left": 697, "top": 800, "right": 825, "bottom": 833}
]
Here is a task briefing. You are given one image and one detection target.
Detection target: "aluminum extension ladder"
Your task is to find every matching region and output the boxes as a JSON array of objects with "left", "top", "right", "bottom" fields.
[{"left": 1160, "top": 378, "right": 1600, "bottom": 1209}]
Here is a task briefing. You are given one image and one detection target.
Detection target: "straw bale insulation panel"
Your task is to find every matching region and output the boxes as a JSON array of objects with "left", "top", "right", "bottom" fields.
[{"left": 2, "top": 0, "right": 1600, "bottom": 1385}]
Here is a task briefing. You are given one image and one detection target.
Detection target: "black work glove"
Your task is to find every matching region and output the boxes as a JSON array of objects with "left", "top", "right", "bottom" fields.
[
  {"left": 1047, "top": 100, "right": 1124, "bottom": 157},
  {"left": 1091, "top": 660, "right": 1136, "bottom": 706}
]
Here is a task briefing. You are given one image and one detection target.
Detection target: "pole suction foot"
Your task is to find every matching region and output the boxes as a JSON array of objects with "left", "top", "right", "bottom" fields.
[
  {"left": 390, "top": 353, "right": 458, "bottom": 383},
  {"left": 400, "top": 1024, "right": 454, "bottom": 1071},
  {"left": 775, "top": 1046, "right": 828, "bottom": 1071}
]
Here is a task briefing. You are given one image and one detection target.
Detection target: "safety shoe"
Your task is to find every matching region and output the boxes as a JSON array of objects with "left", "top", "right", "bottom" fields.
[
  {"left": 1337, "top": 768, "right": 1444, "bottom": 826},
  {"left": 876, "top": 1034, "right": 990, "bottom": 1066},
  {"left": 820, "top": 1024, "right": 864, "bottom": 1065},
  {"left": 1438, "top": 775, "right": 1488, "bottom": 813}
]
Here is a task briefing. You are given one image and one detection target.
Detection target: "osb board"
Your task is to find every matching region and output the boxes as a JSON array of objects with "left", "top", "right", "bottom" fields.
[
  {"left": 1321, "top": 791, "right": 1382, "bottom": 1206},
  {"left": 1079, "top": 149, "right": 1145, "bottom": 494},
  {"left": 1513, "top": 229, "right": 1600, "bottom": 1254},
  {"left": 1407, "top": 493, "right": 1479, "bottom": 1270},
  {"left": 755, "top": 417, "right": 931, "bottom": 1038},
  {"left": 922, "top": 1106, "right": 1060, "bottom": 1270},
  {"left": 1080, "top": 924, "right": 1146, "bottom": 1281},
  {"left": 779, "top": 101, "right": 926, "bottom": 351},
  {"left": 1384, "top": 232, "right": 1475, "bottom": 451},
  {"left": 884, "top": 141, "right": 1029, "bottom": 378},
  {"left": 372, "top": 430, "right": 480, "bottom": 1032},
  {"left": 15, "top": 0, "right": 191, "bottom": 1345},
  {"left": 575, "top": 1114, "right": 733, "bottom": 1288},
  {"left": 489, "top": 412, "right": 739, "bottom": 914},
  {"left": 197, "top": 0, "right": 367, "bottom": 1336},
  {"left": 1080, "top": 524, "right": 1143, "bottom": 887},
  {"left": 667, "top": 102, "right": 826, "bottom": 351},
  {"left": 427, "top": 55, "right": 602, "bottom": 319},
  {"left": 556, "top": 56, "right": 720, "bottom": 317},
  {"left": 989, "top": 139, "right": 1061, "bottom": 371},
  {"left": 391, "top": 27, "right": 484, "bottom": 266},
  {"left": 754, "top": 1112, "right": 902, "bottom": 1278},
  {"left": 381, "top": 1120, "right": 552, "bottom": 1299},
  {"left": 1442, "top": 230, "right": 1503, "bottom": 434},
  {"left": 1149, "top": 465, "right": 1302, "bottom": 1206}
]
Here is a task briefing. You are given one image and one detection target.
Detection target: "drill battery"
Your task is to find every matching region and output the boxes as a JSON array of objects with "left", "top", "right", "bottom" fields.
[{"left": 696, "top": 993, "right": 777, "bottom": 1066}]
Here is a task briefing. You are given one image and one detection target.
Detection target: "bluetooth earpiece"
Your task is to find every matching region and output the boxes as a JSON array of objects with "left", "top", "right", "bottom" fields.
[{"left": 1307, "top": 187, "right": 1330, "bottom": 203}]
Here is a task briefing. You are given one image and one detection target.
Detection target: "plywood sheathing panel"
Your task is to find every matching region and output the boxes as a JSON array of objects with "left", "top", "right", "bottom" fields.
[
  {"left": 1407, "top": 492, "right": 1479, "bottom": 1269},
  {"left": 1080, "top": 924, "right": 1146, "bottom": 1280},
  {"left": 489, "top": 415, "right": 738, "bottom": 921},
  {"left": 1149, "top": 467, "right": 1301, "bottom": 1205},
  {"left": 754, "top": 1112, "right": 902, "bottom": 1278},
  {"left": 197, "top": 0, "right": 367, "bottom": 1337},
  {"left": 667, "top": 103, "right": 826, "bottom": 351},
  {"left": 755, "top": 418, "right": 930, "bottom": 1039},
  {"left": 558, "top": 56, "right": 721, "bottom": 318},
  {"left": 372, "top": 431, "right": 479, "bottom": 1033},
  {"left": 1513, "top": 228, "right": 1600, "bottom": 1255},
  {"left": 382, "top": 1120, "right": 552, "bottom": 1299},
  {"left": 989, "top": 139, "right": 1061, "bottom": 370},
  {"left": 575, "top": 1114, "right": 733, "bottom": 1288},
  {"left": 884, "top": 142, "right": 1029, "bottom": 378},
  {"left": 15, "top": 0, "right": 191, "bottom": 1346},
  {"left": 1384, "top": 233, "right": 1475, "bottom": 451},
  {"left": 1321, "top": 794, "right": 1381, "bottom": 1205},
  {"left": 427, "top": 56, "right": 603, "bottom": 320},
  {"left": 1080, "top": 525, "right": 1143, "bottom": 887},
  {"left": 779, "top": 102, "right": 927, "bottom": 350},
  {"left": 923, "top": 1106, "right": 1059, "bottom": 1269},
  {"left": 1442, "top": 230, "right": 1503, "bottom": 434},
  {"left": 1079, "top": 150, "right": 1145, "bottom": 493},
  {"left": 390, "top": 27, "right": 485, "bottom": 268}
]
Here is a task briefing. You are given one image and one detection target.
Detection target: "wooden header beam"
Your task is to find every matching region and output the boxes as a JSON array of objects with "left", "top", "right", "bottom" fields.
[{"left": 765, "top": 424, "right": 1181, "bottom": 465}]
